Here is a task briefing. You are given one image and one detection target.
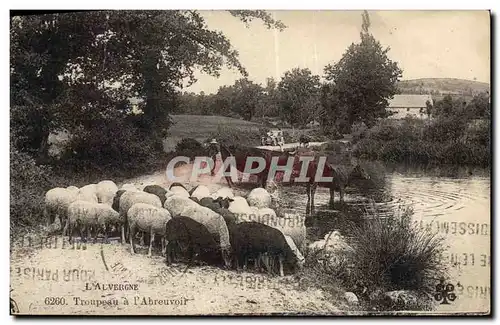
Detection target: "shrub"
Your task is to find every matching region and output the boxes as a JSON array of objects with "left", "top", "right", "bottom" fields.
[
  {"left": 302, "top": 205, "right": 446, "bottom": 311},
  {"left": 175, "top": 137, "right": 205, "bottom": 160},
  {"left": 348, "top": 206, "right": 447, "bottom": 298},
  {"left": 207, "top": 125, "right": 262, "bottom": 148},
  {"left": 60, "top": 119, "right": 167, "bottom": 179},
  {"left": 354, "top": 116, "right": 490, "bottom": 166},
  {"left": 10, "top": 144, "right": 55, "bottom": 234}
]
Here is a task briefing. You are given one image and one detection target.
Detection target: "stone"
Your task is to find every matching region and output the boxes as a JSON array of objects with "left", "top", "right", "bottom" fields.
[
  {"left": 344, "top": 292, "right": 359, "bottom": 304},
  {"left": 383, "top": 290, "right": 418, "bottom": 307}
]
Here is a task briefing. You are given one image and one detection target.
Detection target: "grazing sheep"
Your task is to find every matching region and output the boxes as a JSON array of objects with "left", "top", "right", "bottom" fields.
[
  {"left": 96, "top": 180, "right": 118, "bottom": 205},
  {"left": 189, "top": 185, "right": 211, "bottom": 200},
  {"left": 120, "top": 183, "right": 139, "bottom": 192},
  {"left": 229, "top": 222, "right": 301, "bottom": 276},
  {"left": 119, "top": 191, "right": 162, "bottom": 243},
  {"left": 143, "top": 185, "right": 168, "bottom": 205},
  {"left": 96, "top": 204, "right": 121, "bottom": 243},
  {"left": 200, "top": 196, "right": 234, "bottom": 212},
  {"left": 276, "top": 213, "right": 307, "bottom": 253},
  {"left": 169, "top": 186, "right": 190, "bottom": 198},
  {"left": 64, "top": 201, "right": 99, "bottom": 243},
  {"left": 66, "top": 186, "right": 79, "bottom": 193},
  {"left": 199, "top": 197, "right": 237, "bottom": 225},
  {"left": 228, "top": 196, "right": 252, "bottom": 215},
  {"left": 211, "top": 187, "right": 234, "bottom": 200},
  {"left": 44, "top": 187, "right": 78, "bottom": 226},
  {"left": 127, "top": 203, "right": 172, "bottom": 256},
  {"left": 246, "top": 187, "right": 272, "bottom": 209},
  {"left": 76, "top": 184, "right": 99, "bottom": 203},
  {"left": 165, "top": 216, "right": 222, "bottom": 266},
  {"left": 164, "top": 195, "right": 232, "bottom": 267}
]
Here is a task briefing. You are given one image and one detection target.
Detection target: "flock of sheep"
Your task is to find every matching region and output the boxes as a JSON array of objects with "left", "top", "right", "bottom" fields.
[{"left": 43, "top": 180, "right": 306, "bottom": 276}]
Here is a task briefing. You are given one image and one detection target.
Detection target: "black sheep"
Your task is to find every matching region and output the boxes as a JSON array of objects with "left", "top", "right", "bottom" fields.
[
  {"left": 229, "top": 222, "right": 296, "bottom": 276},
  {"left": 199, "top": 197, "right": 237, "bottom": 225},
  {"left": 143, "top": 185, "right": 168, "bottom": 205},
  {"left": 199, "top": 196, "right": 233, "bottom": 211},
  {"left": 165, "top": 216, "right": 223, "bottom": 266}
]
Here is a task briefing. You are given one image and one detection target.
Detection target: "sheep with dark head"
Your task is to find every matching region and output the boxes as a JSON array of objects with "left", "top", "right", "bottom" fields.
[
  {"left": 143, "top": 185, "right": 168, "bottom": 205},
  {"left": 164, "top": 195, "right": 232, "bottom": 268},
  {"left": 229, "top": 222, "right": 303, "bottom": 276},
  {"left": 165, "top": 216, "right": 222, "bottom": 266}
]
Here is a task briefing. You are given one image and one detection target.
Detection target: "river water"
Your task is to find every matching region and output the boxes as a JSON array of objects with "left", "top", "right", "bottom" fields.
[{"left": 280, "top": 162, "right": 491, "bottom": 313}]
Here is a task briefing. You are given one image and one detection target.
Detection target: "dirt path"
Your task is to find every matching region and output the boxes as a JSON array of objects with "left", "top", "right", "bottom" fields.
[
  {"left": 10, "top": 239, "right": 339, "bottom": 315},
  {"left": 10, "top": 161, "right": 343, "bottom": 315}
]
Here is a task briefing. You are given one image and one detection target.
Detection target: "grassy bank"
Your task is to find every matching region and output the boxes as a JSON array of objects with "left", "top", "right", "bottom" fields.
[
  {"left": 299, "top": 206, "right": 447, "bottom": 311},
  {"left": 353, "top": 117, "right": 490, "bottom": 167}
]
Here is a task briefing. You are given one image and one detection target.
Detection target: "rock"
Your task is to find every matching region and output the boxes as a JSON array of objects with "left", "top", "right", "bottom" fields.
[
  {"left": 344, "top": 292, "right": 359, "bottom": 305},
  {"left": 383, "top": 290, "right": 418, "bottom": 308}
]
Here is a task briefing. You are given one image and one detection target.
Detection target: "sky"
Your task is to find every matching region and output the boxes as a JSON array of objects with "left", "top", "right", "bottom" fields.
[{"left": 185, "top": 10, "right": 490, "bottom": 94}]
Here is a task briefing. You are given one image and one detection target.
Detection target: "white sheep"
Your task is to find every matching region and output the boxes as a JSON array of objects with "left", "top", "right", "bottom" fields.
[
  {"left": 284, "top": 235, "right": 305, "bottom": 268},
  {"left": 228, "top": 196, "right": 252, "bottom": 215},
  {"left": 119, "top": 191, "right": 162, "bottom": 243},
  {"left": 274, "top": 212, "right": 307, "bottom": 253},
  {"left": 44, "top": 187, "right": 78, "bottom": 227},
  {"left": 127, "top": 203, "right": 172, "bottom": 256},
  {"left": 66, "top": 186, "right": 79, "bottom": 194},
  {"left": 120, "top": 183, "right": 139, "bottom": 192},
  {"left": 64, "top": 200, "right": 99, "bottom": 243},
  {"left": 96, "top": 204, "right": 121, "bottom": 243},
  {"left": 76, "top": 184, "right": 99, "bottom": 203},
  {"left": 211, "top": 187, "right": 234, "bottom": 200},
  {"left": 246, "top": 187, "right": 272, "bottom": 208},
  {"left": 96, "top": 180, "right": 118, "bottom": 205},
  {"left": 164, "top": 195, "right": 232, "bottom": 268},
  {"left": 169, "top": 186, "right": 190, "bottom": 198},
  {"left": 190, "top": 185, "right": 211, "bottom": 200}
]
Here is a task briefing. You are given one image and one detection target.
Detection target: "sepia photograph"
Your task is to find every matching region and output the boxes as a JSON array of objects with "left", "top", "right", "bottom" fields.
[{"left": 9, "top": 9, "right": 491, "bottom": 316}]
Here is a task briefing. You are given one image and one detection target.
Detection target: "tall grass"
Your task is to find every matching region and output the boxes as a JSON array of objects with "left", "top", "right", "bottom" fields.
[
  {"left": 349, "top": 206, "right": 447, "bottom": 294},
  {"left": 302, "top": 205, "right": 447, "bottom": 311}
]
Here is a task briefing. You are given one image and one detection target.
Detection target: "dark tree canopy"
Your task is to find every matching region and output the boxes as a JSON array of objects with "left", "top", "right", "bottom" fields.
[
  {"left": 10, "top": 10, "right": 286, "bottom": 160},
  {"left": 322, "top": 12, "right": 402, "bottom": 129},
  {"left": 277, "top": 68, "right": 321, "bottom": 127}
]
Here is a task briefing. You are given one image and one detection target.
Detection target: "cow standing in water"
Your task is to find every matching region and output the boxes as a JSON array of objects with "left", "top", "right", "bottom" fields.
[{"left": 302, "top": 158, "right": 371, "bottom": 214}]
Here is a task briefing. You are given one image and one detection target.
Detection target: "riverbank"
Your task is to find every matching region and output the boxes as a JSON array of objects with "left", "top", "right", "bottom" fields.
[{"left": 352, "top": 117, "right": 490, "bottom": 167}]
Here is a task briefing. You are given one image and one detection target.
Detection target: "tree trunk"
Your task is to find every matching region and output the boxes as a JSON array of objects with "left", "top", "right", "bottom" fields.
[{"left": 36, "top": 130, "right": 50, "bottom": 165}]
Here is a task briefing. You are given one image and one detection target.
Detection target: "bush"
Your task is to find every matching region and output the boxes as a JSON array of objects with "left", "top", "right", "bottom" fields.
[
  {"left": 303, "top": 206, "right": 446, "bottom": 311},
  {"left": 175, "top": 138, "right": 205, "bottom": 160},
  {"left": 59, "top": 119, "right": 167, "bottom": 179},
  {"left": 207, "top": 125, "right": 262, "bottom": 148},
  {"left": 348, "top": 207, "right": 447, "bottom": 297},
  {"left": 10, "top": 144, "right": 55, "bottom": 234},
  {"left": 354, "top": 116, "right": 490, "bottom": 166}
]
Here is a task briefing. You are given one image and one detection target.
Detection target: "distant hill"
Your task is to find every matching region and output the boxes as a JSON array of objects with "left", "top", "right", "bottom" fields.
[{"left": 397, "top": 78, "right": 490, "bottom": 96}]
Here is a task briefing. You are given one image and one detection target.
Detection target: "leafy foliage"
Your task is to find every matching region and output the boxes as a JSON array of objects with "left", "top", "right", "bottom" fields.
[
  {"left": 322, "top": 13, "right": 402, "bottom": 130},
  {"left": 277, "top": 68, "right": 322, "bottom": 127}
]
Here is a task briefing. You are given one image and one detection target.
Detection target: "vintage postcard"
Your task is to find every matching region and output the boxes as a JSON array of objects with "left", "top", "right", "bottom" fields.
[{"left": 10, "top": 9, "right": 490, "bottom": 316}]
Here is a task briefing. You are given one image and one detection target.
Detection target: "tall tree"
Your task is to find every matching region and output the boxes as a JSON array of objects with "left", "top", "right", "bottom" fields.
[
  {"left": 10, "top": 10, "right": 286, "bottom": 159},
  {"left": 230, "top": 78, "right": 264, "bottom": 121},
  {"left": 277, "top": 68, "right": 321, "bottom": 127},
  {"left": 322, "top": 11, "right": 402, "bottom": 129}
]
